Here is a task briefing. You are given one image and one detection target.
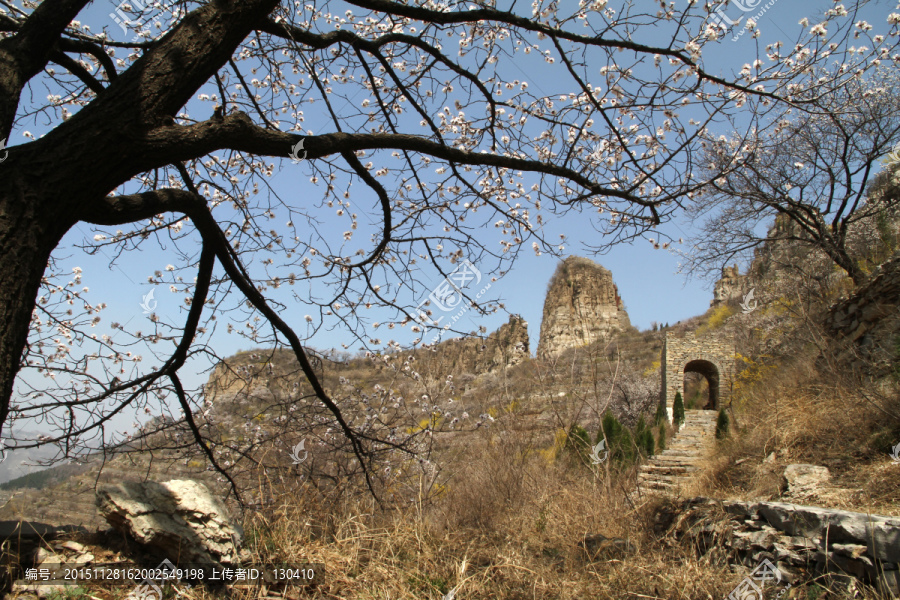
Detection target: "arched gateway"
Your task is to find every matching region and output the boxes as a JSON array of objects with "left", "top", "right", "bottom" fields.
[{"left": 661, "top": 331, "right": 736, "bottom": 421}]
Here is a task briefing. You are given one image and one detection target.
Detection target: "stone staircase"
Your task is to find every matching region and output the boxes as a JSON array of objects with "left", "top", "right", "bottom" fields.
[{"left": 638, "top": 409, "right": 717, "bottom": 494}]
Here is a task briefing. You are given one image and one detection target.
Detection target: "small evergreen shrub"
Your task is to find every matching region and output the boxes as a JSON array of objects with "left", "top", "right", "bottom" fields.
[
  {"left": 565, "top": 424, "right": 592, "bottom": 462},
  {"left": 673, "top": 391, "right": 685, "bottom": 428},
  {"left": 616, "top": 426, "right": 635, "bottom": 463},
  {"left": 634, "top": 415, "right": 655, "bottom": 458},
  {"left": 599, "top": 412, "right": 635, "bottom": 463},
  {"left": 599, "top": 411, "right": 622, "bottom": 448},
  {"left": 715, "top": 408, "right": 730, "bottom": 439},
  {"left": 657, "top": 422, "right": 666, "bottom": 451},
  {"left": 654, "top": 398, "right": 668, "bottom": 425}
]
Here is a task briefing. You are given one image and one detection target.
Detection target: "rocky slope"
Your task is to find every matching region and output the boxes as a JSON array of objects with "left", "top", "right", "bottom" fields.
[{"left": 537, "top": 256, "right": 632, "bottom": 357}]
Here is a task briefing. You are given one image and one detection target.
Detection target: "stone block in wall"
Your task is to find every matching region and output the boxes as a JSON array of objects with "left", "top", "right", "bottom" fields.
[
  {"left": 865, "top": 519, "right": 900, "bottom": 563},
  {"left": 757, "top": 503, "right": 835, "bottom": 539},
  {"left": 878, "top": 566, "right": 900, "bottom": 597}
]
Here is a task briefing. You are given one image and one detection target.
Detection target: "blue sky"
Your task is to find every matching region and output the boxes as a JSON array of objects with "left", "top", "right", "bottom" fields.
[{"left": 7, "top": 0, "right": 897, "bottom": 443}]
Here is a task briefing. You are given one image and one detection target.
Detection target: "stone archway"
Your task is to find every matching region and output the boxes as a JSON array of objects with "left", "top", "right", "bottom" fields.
[
  {"left": 661, "top": 331, "right": 735, "bottom": 422},
  {"left": 682, "top": 359, "right": 719, "bottom": 410}
]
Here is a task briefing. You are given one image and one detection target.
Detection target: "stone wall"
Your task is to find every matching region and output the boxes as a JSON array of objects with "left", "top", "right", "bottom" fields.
[
  {"left": 537, "top": 256, "right": 631, "bottom": 357},
  {"left": 824, "top": 251, "right": 900, "bottom": 376},
  {"left": 668, "top": 497, "right": 900, "bottom": 596},
  {"left": 661, "top": 331, "right": 735, "bottom": 420}
]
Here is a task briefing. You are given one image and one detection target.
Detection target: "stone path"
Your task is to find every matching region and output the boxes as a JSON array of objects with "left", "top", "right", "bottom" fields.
[{"left": 637, "top": 409, "right": 717, "bottom": 494}]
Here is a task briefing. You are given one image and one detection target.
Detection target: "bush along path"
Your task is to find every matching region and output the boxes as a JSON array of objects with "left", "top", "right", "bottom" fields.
[{"left": 637, "top": 409, "right": 718, "bottom": 494}]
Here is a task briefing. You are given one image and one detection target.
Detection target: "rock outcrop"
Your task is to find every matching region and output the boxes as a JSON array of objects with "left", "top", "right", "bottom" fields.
[
  {"left": 824, "top": 250, "right": 900, "bottom": 376},
  {"left": 667, "top": 497, "right": 900, "bottom": 596},
  {"left": 711, "top": 264, "right": 746, "bottom": 307},
  {"left": 537, "top": 257, "right": 630, "bottom": 357},
  {"left": 96, "top": 479, "right": 248, "bottom": 567},
  {"left": 420, "top": 314, "right": 529, "bottom": 375}
]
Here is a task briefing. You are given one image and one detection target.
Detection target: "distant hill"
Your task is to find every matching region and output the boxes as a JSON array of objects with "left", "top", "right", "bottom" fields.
[{"left": 0, "top": 460, "right": 89, "bottom": 491}]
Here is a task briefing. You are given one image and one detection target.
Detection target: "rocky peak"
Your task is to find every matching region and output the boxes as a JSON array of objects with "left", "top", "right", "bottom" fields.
[
  {"left": 710, "top": 264, "right": 745, "bottom": 307},
  {"left": 429, "top": 314, "right": 529, "bottom": 374},
  {"left": 536, "top": 256, "right": 630, "bottom": 357}
]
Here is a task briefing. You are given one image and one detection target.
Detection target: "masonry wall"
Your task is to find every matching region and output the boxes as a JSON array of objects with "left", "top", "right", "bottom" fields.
[{"left": 662, "top": 331, "right": 736, "bottom": 421}]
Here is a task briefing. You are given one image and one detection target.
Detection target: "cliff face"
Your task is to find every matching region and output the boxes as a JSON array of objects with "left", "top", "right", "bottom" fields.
[
  {"left": 536, "top": 257, "right": 631, "bottom": 357},
  {"left": 426, "top": 314, "right": 529, "bottom": 374},
  {"left": 824, "top": 250, "right": 900, "bottom": 376},
  {"left": 711, "top": 265, "right": 746, "bottom": 307}
]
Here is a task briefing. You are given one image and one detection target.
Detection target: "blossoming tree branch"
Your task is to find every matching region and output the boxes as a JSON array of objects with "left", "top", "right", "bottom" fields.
[{"left": 0, "top": 0, "right": 895, "bottom": 500}]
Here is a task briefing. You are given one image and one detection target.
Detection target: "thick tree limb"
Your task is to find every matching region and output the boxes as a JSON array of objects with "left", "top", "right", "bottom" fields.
[
  {"left": 0, "top": 0, "right": 92, "bottom": 133},
  {"left": 83, "top": 188, "right": 381, "bottom": 500},
  {"left": 143, "top": 112, "right": 663, "bottom": 214}
]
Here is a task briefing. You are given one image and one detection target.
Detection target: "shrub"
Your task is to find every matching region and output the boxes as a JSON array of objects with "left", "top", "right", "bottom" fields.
[
  {"left": 657, "top": 422, "right": 666, "bottom": 451},
  {"left": 654, "top": 397, "right": 668, "bottom": 425},
  {"left": 634, "top": 415, "right": 654, "bottom": 458},
  {"left": 715, "top": 408, "right": 730, "bottom": 439},
  {"left": 615, "top": 426, "right": 635, "bottom": 463},
  {"left": 673, "top": 391, "right": 685, "bottom": 428},
  {"left": 706, "top": 304, "right": 735, "bottom": 329},
  {"left": 686, "top": 390, "right": 703, "bottom": 410},
  {"left": 599, "top": 412, "right": 633, "bottom": 463},
  {"left": 599, "top": 411, "right": 622, "bottom": 447},
  {"left": 565, "top": 424, "right": 592, "bottom": 463}
]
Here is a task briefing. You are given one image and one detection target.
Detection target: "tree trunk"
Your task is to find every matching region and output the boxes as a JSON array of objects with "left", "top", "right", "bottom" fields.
[
  {"left": 819, "top": 241, "right": 864, "bottom": 287},
  {"left": 0, "top": 178, "right": 69, "bottom": 438}
]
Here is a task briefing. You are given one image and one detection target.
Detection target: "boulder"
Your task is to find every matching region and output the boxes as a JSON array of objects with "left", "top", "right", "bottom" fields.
[
  {"left": 96, "top": 479, "right": 247, "bottom": 567},
  {"left": 783, "top": 464, "right": 831, "bottom": 496}
]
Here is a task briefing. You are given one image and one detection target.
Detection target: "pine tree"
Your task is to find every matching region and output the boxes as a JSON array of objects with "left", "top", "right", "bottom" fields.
[
  {"left": 635, "top": 415, "right": 655, "bottom": 457},
  {"left": 617, "top": 426, "right": 635, "bottom": 463},
  {"left": 655, "top": 398, "right": 668, "bottom": 425},
  {"left": 673, "top": 391, "right": 685, "bottom": 428},
  {"left": 566, "top": 423, "right": 592, "bottom": 460},
  {"left": 600, "top": 411, "right": 621, "bottom": 448},
  {"left": 600, "top": 412, "right": 634, "bottom": 463},
  {"left": 715, "top": 408, "right": 730, "bottom": 439}
]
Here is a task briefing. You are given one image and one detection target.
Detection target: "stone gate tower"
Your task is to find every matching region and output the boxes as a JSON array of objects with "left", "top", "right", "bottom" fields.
[{"left": 661, "top": 331, "right": 736, "bottom": 421}]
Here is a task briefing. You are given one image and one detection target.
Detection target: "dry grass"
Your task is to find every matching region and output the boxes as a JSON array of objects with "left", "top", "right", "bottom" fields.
[{"left": 217, "top": 455, "right": 749, "bottom": 600}]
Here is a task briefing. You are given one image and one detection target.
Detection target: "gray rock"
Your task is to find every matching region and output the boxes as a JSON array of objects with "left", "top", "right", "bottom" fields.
[
  {"left": 783, "top": 464, "right": 831, "bottom": 495},
  {"left": 32, "top": 548, "right": 56, "bottom": 565},
  {"left": 96, "top": 479, "right": 248, "bottom": 567},
  {"left": 678, "top": 498, "right": 900, "bottom": 596},
  {"left": 56, "top": 541, "right": 84, "bottom": 553},
  {"left": 787, "top": 536, "right": 818, "bottom": 550},
  {"left": 831, "top": 543, "right": 868, "bottom": 559},
  {"left": 11, "top": 581, "right": 68, "bottom": 599},
  {"left": 757, "top": 502, "right": 834, "bottom": 538},
  {"left": 878, "top": 567, "right": 900, "bottom": 597}
]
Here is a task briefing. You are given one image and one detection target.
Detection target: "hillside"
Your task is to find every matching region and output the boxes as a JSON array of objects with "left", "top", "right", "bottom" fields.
[{"left": 2, "top": 242, "right": 900, "bottom": 600}]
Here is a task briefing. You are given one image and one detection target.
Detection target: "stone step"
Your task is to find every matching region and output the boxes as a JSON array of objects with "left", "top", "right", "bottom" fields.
[
  {"left": 648, "top": 455, "right": 696, "bottom": 463},
  {"left": 657, "top": 451, "right": 703, "bottom": 458},
  {"left": 634, "top": 411, "right": 717, "bottom": 497},
  {"left": 637, "top": 479, "right": 677, "bottom": 490},
  {"left": 639, "top": 464, "right": 697, "bottom": 475},
  {"left": 638, "top": 473, "right": 691, "bottom": 483}
]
